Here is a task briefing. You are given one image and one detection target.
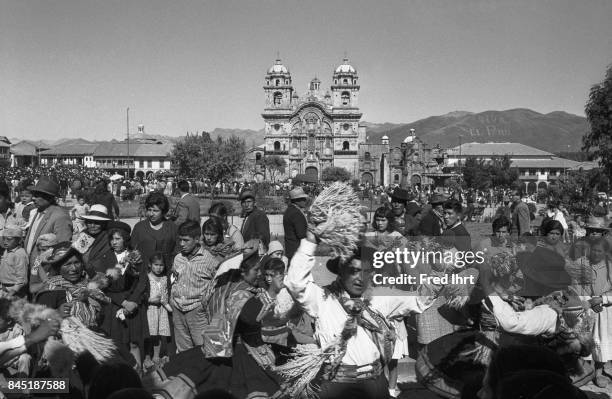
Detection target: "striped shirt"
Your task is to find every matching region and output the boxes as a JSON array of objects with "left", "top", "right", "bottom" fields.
[{"left": 171, "top": 246, "right": 219, "bottom": 312}]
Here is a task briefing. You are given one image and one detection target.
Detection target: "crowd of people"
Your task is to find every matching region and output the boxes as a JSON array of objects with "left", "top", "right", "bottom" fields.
[{"left": 0, "top": 168, "right": 610, "bottom": 399}]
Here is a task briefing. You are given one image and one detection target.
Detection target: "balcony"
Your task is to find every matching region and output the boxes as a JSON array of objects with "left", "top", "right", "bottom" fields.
[
  {"left": 334, "top": 150, "right": 357, "bottom": 155},
  {"left": 96, "top": 162, "right": 135, "bottom": 169},
  {"left": 265, "top": 150, "right": 288, "bottom": 156}
]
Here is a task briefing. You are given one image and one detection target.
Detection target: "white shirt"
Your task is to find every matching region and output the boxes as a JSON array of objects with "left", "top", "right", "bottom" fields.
[
  {"left": 285, "top": 239, "right": 438, "bottom": 366},
  {"left": 484, "top": 295, "right": 557, "bottom": 335}
]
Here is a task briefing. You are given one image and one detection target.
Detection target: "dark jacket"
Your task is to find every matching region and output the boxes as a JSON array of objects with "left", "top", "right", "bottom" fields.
[
  {"left": 442, "top": 222, "right": 472, "bottom": 251},
  {"left": 419, "top": 210, "right": 445, "bottom": 237},
  {"left": 241, "top": 208, "right": 270, "bottom": 247},
  {"left": 283, "top": 204, "right": 308, "bottom": 259},
  {"left": 172, "top": 193, "right": 201, "bottom": 226}
]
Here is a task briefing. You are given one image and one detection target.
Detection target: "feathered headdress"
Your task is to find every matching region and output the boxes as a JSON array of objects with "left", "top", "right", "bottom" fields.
[{"left": 308, "top": 183, "right": 361, "bottom": 262}]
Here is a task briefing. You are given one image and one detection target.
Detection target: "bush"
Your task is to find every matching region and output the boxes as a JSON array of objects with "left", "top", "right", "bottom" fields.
[{"left": 121, "top": 188, "right": 137, "bottom": 201}]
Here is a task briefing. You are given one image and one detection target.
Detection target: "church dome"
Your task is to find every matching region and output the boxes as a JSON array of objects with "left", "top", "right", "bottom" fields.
[
  {"left": 382, "top": 135, "right": 389, "bottom": 140},
  {"left": 268, "top": 58, "right": 288, "bottom": 74},
  {"left": 335, "top": 58, "right": 356, "bottom": 74},
  {"left": 403, "top": 136, "right": 415, "bottom": 143}
]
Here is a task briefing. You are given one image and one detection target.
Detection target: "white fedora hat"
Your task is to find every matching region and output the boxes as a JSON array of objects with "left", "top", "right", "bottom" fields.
[{"left": 80, "top": 204, "right": 111, "bottom": 221}]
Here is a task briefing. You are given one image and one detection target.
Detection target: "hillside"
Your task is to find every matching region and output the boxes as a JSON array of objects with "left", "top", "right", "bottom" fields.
[{"left": 368, "top": 109, "right": 588, "bottom": 152}]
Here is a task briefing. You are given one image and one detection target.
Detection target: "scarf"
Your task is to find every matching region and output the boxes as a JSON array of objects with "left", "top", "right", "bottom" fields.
[
  {"left": 41, "top": 276, "right": 109, "bottom": 328},
  {"left": 324, "top": 280, "right": 395, "bottom": 377}
]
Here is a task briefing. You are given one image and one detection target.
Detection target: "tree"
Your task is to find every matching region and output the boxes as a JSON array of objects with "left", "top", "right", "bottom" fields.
[
  {"left": 262, "top": 155, "right": 286, "bottom": 183},
  {"left": 489, "top": 155, "right": 519, "bottom": 188},
  {"left": 321, "top": 166, "right": 351, "bottom": 182},
  {"left": 552, "top": 168, "right": 609, "bottom": 213},
  {"left": 584, "top": 63, "right": 612, "bottom": 178},
  {"left": 171, "top": 132, "right": 246, "bottom": 197},
  {"left": 461, "top": 158, "right": 491, "bottom": 190}
]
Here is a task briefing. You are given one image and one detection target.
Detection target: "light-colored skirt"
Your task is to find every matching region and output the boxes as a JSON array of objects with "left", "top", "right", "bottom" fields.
[{"left": 392, "top": 319, "right": 409, "bottom": 360}]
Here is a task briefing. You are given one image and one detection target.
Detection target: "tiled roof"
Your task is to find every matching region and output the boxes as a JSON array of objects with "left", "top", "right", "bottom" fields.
[
  {"left": 447, "top": 142, "right": 553, "bottom": 157},
  {"left": 511, "top": 157, "right": 581, "bottom": 168},
  {"left": 41, "top": 144, "right": 98, "bottom": 155},
  {"left": 10, "top": 141, "right": 44, "bottom": 156},
  {"left": 93, "top": 142, "right": 173, "bottom": 157}
]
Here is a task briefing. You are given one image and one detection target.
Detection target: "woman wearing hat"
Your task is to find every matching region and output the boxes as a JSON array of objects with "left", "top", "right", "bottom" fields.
[
  {"left": 35, "top": 243, "right": 110, "bottom": 329},
  {"left": 23, "top": 178, "right": 72, "bottom": 266},
  {"left": 80, "top": 204, "right": 117, "bottom": 276}
]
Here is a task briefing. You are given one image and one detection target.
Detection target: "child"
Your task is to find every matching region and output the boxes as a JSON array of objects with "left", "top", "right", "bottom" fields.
[
  {"left": 29, "top": 233, "right": 59, "bottom": 295},
  {"left": 15, "top": 189, "right": 35, "bottom": 224},
  {"left": 70, "top": 196, "right": 90, "bottom": 234},
  {"left": 0, "top": 297, "right": 31, "bottom": 378},
  {"left": 267, "top": 240, "right": 289, "bottom": 269},
  {"left": 144, "top": 253, "right": 171, "bottom": 370},
  {"left": 0, "top": 227, "right": 28, "bottom": 298}
]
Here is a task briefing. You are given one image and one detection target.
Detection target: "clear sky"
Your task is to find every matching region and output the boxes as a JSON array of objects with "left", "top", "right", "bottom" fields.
[{"left": 2, "top": 0, "right": 611, "bottom": 141}]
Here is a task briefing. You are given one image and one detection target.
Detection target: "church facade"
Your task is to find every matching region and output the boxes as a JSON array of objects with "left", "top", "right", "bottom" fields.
[{"left": 261, "top": 58, "right": 366, "bottom": 181}]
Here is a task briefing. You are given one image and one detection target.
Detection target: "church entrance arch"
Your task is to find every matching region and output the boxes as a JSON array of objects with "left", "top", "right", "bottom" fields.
[
  {"left": 361, "top": 172, "right": 373, "bottom": 185},
  {"left": 527, "top": 182, "right": 537, "bottom": 194},
  {"left": 305, "top": 166, "right": 318, "bottom": 181}
]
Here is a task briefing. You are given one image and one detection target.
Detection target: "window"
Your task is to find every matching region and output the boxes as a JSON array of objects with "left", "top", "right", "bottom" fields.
[
  {"left": 342, "top": 141, "right": 350, "bottom": 151},
  {"left": 341, "top": 92, "right": 350, "bottom": 106},
  {"left": 273, "top": 92, "right": 282, "bottom": 105},
  {"left": 147, "top": 160, "right": 152, "bottom": 168},
  {"left": 343, "top": 79, "right": 348, "bottom": 85},
  {"left": 274, "top": 141, "right": 281, "bottom": 151},
  {"left": 274, "top": 124, "right": 280, "bottom": 131},
  {"left": 394, "top": 174, "right": 400, "bottom": 182},
  {"left": 343, "top": 123, "right": 350, "bottom": 131},
  {"left": 255, "top": 153, "right": 262, "bottom": 161},
  {"left": 160, "top": 160, "right": 165, "bottom": 169},
  {"left": 334, "top": 79, "right": 337, "bottom": 85},
  {"left": 275, "top": 79, "right": 280, "bottom": 86},
  {"left": 139, "top": 160, "right": 144, "bottom": 168},
  {"left": 365, "top": 152, "right": 371, "bottom": 160}
]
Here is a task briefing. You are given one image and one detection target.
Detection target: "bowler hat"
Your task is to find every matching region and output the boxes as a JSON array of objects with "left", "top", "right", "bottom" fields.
[
  {"left": 585, "top": 216, "right": 610, "bottom": 231},
  {"left": 108, "top": 220, "right": 132, "bottom": 235},
  {"left": 518, "top": 246, "right": 571, "bottom": 296},
  {"left": 326, "top": 246, "right": 375, "bottom": 275},
  {"left": 28, "top": 178, "right": 60, "bottom": 198},
  {"left": 391, "top": 188, "right": 411, "bottom": 203},
  {"left": 239, "top": 191, "right": 255, "bottom": 201},
  {"left": 429, "top": 193, "right": 447, "bottom": 205},
  {"left": 289, "top": 187, "right": 308, "bottom": 200}
]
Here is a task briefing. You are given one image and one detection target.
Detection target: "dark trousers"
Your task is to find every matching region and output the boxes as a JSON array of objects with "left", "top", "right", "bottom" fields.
[{"left": 318, "top": 373, "right": 390, "bottom": 399}]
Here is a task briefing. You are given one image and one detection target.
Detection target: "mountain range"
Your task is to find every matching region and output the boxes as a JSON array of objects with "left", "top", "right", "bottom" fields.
[{"left": 11, "top": 108, "right": 589, "bottom": 153}]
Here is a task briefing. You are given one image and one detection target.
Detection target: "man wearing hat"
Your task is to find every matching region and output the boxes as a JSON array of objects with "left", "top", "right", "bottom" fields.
[
  {"left": 390, "top": 188, "right": 421, "bottom": 236},
  {"left": 24, "top": 178, "right": 72, "bottom": 266},
  {"left": 239, "top": 190, "right": 270, "bottom": 248},
  {"left": 285, "top": 232, "right": 444, "bottom": 399},
  {"left": 419, "top": 193, "right": 446, "bottom": 237},
  {"left": 283, "top": 187, "right": 309, "bottom": 259}
]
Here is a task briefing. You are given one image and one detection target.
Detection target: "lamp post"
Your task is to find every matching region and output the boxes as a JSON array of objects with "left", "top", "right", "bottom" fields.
[{"left": 126, "top": 107, "right": 130, "bottom": 179}]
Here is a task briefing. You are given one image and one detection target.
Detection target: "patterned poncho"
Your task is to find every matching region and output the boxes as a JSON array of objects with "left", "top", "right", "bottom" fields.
[{"left": 39, "top": 275, "right": 110, "bottom": 328}]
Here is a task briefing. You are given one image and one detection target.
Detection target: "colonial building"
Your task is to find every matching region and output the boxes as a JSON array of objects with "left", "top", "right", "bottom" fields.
[
  {"left": 357, "top": 130, "right": 454, "bottom": 188},
  {"left": 0, "top": 137, "right": 12, "bottom": 167},
  {"left": 10, "top": 141, "right": 47, "bottom": 167},
  {"left": 38, "top": 126, "right": 174, "bottom": 179},
  {"left": 262, "top": 58, "right": 366, "bottom": 181},
  {"left": 446, "top": 142, "right": 599, "bottom": 193}
]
